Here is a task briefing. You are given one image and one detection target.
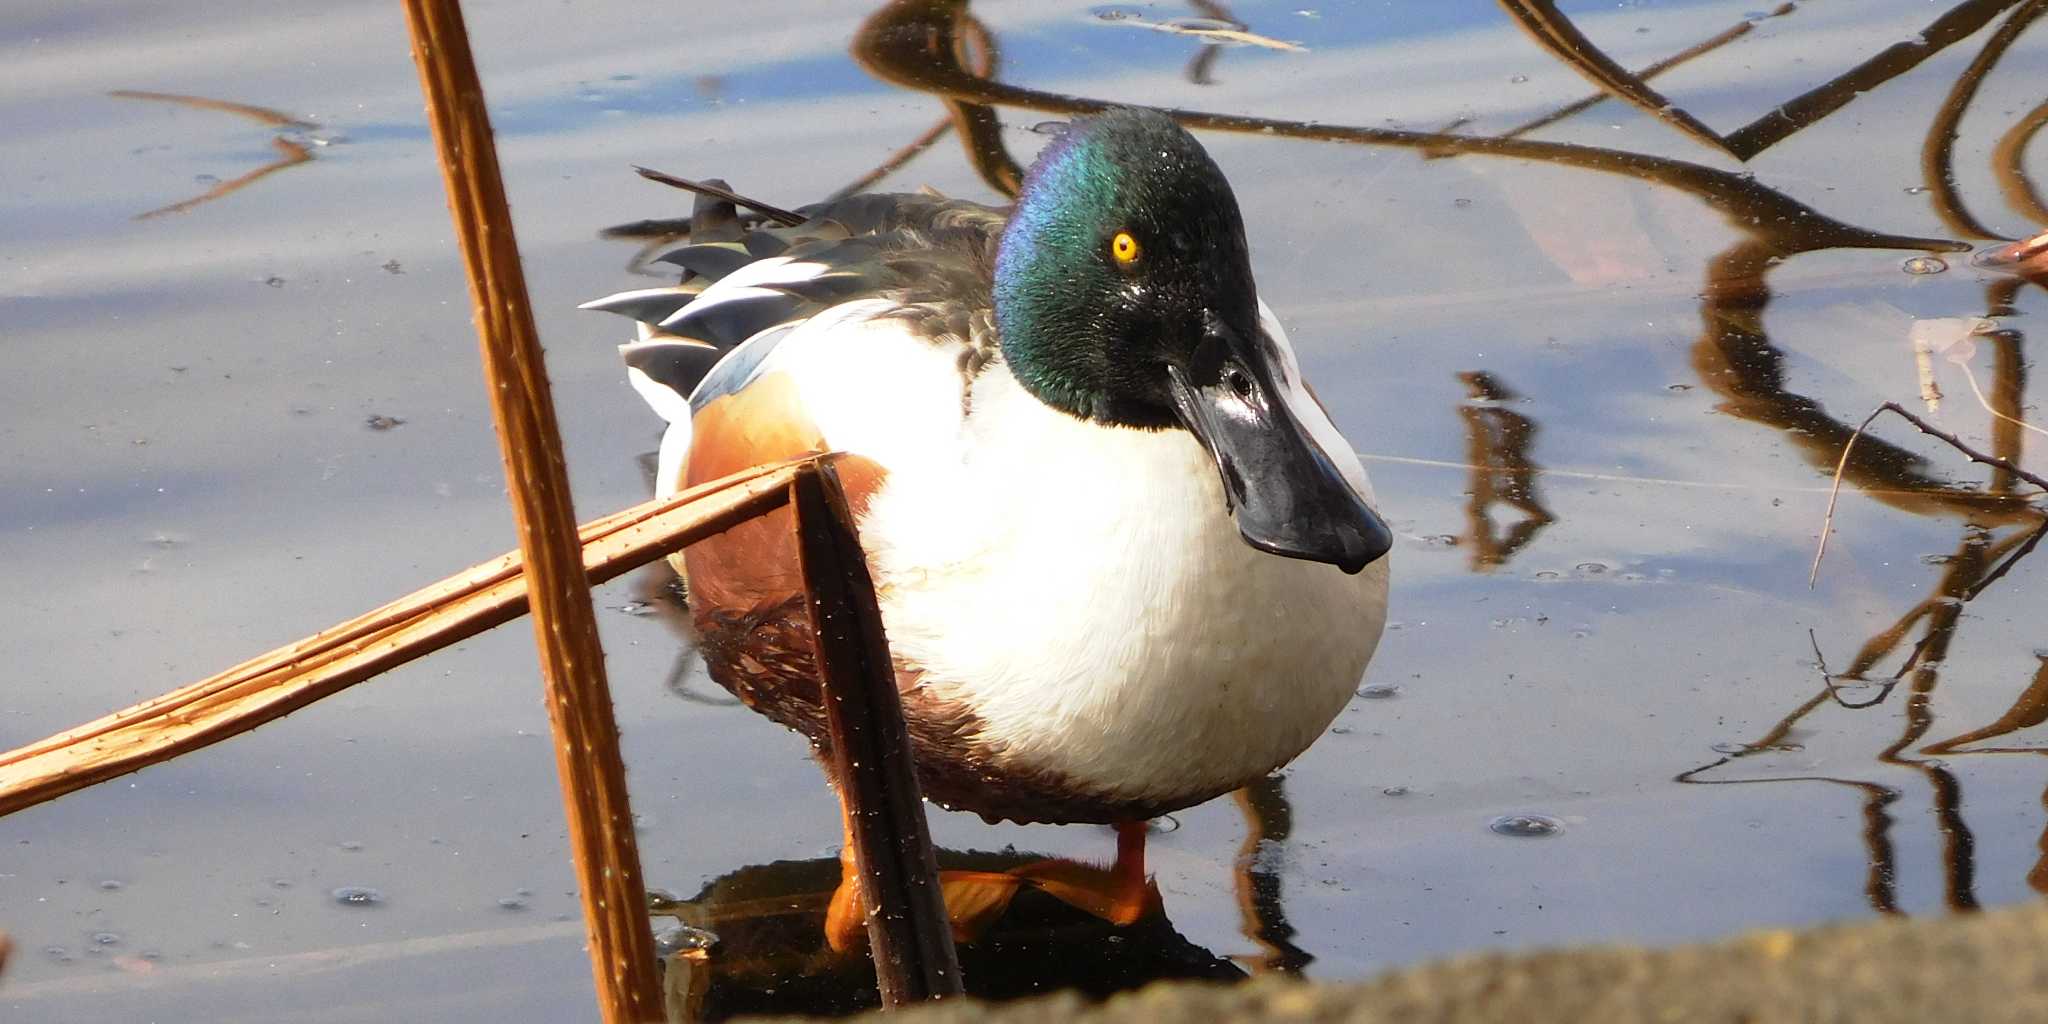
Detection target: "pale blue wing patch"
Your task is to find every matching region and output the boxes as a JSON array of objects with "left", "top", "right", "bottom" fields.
[{"left": 688, "top": 323, "right": 798, "bottom": 413}]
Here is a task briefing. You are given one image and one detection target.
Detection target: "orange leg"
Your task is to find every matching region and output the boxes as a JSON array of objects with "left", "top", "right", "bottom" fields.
[
  {"left": 1009, "top": 821, "right": 1159, "bottom": 926},
  {"left": 824, "top": 810, "right": 1025, "bottom": 953},
  {"left": 823, "top": 831, "right": 868, "bottom": 954}
]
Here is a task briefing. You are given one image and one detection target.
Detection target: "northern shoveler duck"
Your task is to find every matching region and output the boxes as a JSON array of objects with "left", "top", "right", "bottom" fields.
[{"left": 585, "top": 108, "right": 1392, "bottom": 948}]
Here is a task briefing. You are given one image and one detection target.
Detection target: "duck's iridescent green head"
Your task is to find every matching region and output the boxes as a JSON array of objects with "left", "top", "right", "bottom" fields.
[{"left": 993, "top": 108, "right": 1391, "bottom": 574}]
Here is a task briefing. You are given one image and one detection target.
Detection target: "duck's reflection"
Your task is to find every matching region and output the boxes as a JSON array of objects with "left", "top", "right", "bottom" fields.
[
  {"left": 639, "top": 774, "right": 1316, "bottom": 1019},
  {"left": 650, "top": 845, "right": 1244, "bottom": 1020}
]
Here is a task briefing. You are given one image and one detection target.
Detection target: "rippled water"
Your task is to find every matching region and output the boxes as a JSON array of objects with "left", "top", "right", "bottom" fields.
[{"left": 4, "top": 1, "right": 2046, "bottom": 1020}]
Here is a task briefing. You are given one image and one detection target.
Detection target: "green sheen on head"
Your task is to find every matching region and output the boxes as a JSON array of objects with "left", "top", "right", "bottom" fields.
[{"left": 993, "top": 108, "right": 1258, "bottom": 429}]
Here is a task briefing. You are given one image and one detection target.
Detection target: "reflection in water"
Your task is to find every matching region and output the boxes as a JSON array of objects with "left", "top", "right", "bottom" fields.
[
  {"left": 1682, "top": 266, "right": 2046, "bottom": 915},
  {"left": 1496, "top": 0, "right": 1735, "bottom": 157},
  {"left": 1231, "top": 775, "right": 1313, "bottom": 975},
  {"left": 1923, "top": 0, "right": 2047, "bottom": 239},
  {"left": 1455, "top": 372, "right": 1553, "bottom": 571},
  {"left": 1486, "top": 3, "right": 1798, "bottom": 146},
  {"left": 643, "top": 774, "right": 1308, "bottom": 1016},
  {"left": 110, "top": 90, "right": 322, "bottom": 220},
  {"left": 1692, "top": 241, "right": 2040, "bottom": 524},
  {"left": 649, "top": 848, "right": 1244, "bottom": 1020},
  {"left": 1096, "top": 1, "right": 1304, "bottom": 87}
]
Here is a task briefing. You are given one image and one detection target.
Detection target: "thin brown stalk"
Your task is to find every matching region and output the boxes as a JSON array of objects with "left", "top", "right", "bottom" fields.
[
  {"left": 1810, "top": 402, "right": 2048, "bottom": 586},
  {"left": 401, "top": 0, "right": 660, "bottom": 1016},
  {"left": 633, "top": 165, "right": 807, "bottom": 225},
  {"left": 0, "top": 459, "right": 810, "bottom": 817},
  {"left": 1810, "top": 407, "right": 1888, "bottom": 587}
]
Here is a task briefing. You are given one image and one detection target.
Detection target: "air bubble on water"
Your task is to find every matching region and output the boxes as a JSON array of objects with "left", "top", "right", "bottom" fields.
[
  {"left": 1357, "top": 684, "right": 1401, "bottom": 699},
  {"left": 331, "top": 886, "right": 384, "bottom": 907},
  {"left": 1150, "top": 814, "right": 1181, "bottom": 834},
  {"left": 1330, "top": 725, "right": 1354, "bottom": 735},
  {"left": 92, "top": 932, "right": 121, "bottom": 946},
  {"left": 98, "top": 879, "right": 124, "bottom": 891},
  {"left": 498, "top": 895, "right": 529, "bottom": 911},
  {"left": 1489, "top": 814, "right": 1564, "bottom": 838},
  {"left": 1575, "top": 562, "right": 1608, "bottom": 574},
  {"left": 1382, "top": 786, "right": 1410, "bottom": 797},
  {"left": 1667, "top": 383, "right": 1693, "bottom": 391},
  {"left": 1903, "top": 185, "right": 1929, "bottom": 194},
  {"left": 1532, "top": 570, "right": 1561, "bottom": 580},
  {"left": 45, "top": 945, "right": 72, "bottom": 964},
  {"left": 1901, "top": 255, "right": 1948, "bottom": 275},
  {"left": 1510, "top": 74, "right": 1529, "bottom": 83},
  {"left": 652, "top": 921, "right": 718, "bottom": 957}
]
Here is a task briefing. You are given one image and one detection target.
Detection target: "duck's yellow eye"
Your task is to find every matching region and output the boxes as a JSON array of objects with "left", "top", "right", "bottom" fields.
[{"left": 1111, "top": 230, "right": 1141, "bottom": 265}]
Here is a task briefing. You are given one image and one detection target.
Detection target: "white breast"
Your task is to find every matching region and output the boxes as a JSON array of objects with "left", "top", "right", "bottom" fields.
[{"left": 858, "top": 369, "right": 1390, "bottom": 805}]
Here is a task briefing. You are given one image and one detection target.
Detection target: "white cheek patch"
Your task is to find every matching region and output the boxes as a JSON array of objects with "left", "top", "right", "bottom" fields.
[{"left": 1256, "top": 299, "right": 1376, "bottom": 503}]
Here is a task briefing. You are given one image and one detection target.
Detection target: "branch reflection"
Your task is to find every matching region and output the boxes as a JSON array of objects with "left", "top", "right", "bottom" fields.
[
  {"left": 111, "top": 90, "right": 321, "bottom": 220},
  {"left": 1455, "top": 372, "right": 1554, "bottom": 571}
]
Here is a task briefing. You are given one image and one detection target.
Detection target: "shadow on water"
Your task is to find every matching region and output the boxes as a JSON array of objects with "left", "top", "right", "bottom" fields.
[{"left": 603, "top": 0, "right": 2048, "bottom": 1011}]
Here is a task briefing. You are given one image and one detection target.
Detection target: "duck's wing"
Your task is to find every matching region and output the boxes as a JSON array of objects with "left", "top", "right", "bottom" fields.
[
  {"left": 583, "top": 185, "right": 1008, "bottom": 494},
  {"left": 585, "top": 185, "right": 1005, "bottom": 414}
]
